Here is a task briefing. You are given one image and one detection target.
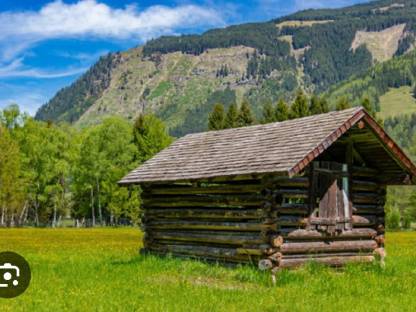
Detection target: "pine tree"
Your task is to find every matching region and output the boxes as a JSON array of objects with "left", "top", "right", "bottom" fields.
[
  {"left": 319, "top": 97, "right": 329, "bottom": 114},
  {"left": 208, "top": 103, "right": 225, "bottom": 130},
  {"left": 309, "top": 95, "right": 329, "bottom": 115},
  {"left": 275, "top": 99, "right": 289, "bottom": 121},
  {"left": 133, "top": 114, "right": 173, "bottom": 162},
  {"left": 224, "top": 103, "right": 238, "bottom": 128},
  {"left": 290, "top": 90, "right": 309, "bottom": 119},
  {"left": 261, "top": 101, "right": 275, "bottom": 124},
  {"left": 237, "top": 99, "right": 255, "bottom": 127},
  {"left": 361, "top": 97, "right": 375, "bottom": 117},
  {"left": 336, "top": 96, "right": 351, "bottom": 111}
]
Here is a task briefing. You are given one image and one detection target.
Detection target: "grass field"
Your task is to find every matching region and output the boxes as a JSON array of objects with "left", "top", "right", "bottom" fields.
[
  {"left": 378, "top": 86, "right": 416, "bottom": 119},
  {"left": 1, "top": 229, "right": 416, "bottom": 311}
]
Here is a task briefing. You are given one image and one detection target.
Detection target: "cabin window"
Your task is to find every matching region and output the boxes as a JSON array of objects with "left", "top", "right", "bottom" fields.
[{"left": 309, "top": 161, "right": 352, "bottom": 234}]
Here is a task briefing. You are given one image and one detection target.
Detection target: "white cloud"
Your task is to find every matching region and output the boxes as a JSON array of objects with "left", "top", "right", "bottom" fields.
[
  {"left": 0, "top": 0, "right": 224, "bottom": 79},
  {"left": 56, "top": 50, "right": 110, "bottom": 63},
  {"left": 294, "top": 0, "right": 366, "bottom": 11},
  {"left": 0, "top": 58, "right": 86, "bottom": 79},
  {"left": 0, "top": 1, "right": 223, "bottom": 43}
]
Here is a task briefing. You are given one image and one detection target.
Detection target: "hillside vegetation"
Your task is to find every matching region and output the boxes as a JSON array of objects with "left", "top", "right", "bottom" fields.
[
  {"left": 35, "top": 0, "right": 416, "bottom": 135},
  {"left": 378, "top": 86, "right": 416, "bottom": 119}
]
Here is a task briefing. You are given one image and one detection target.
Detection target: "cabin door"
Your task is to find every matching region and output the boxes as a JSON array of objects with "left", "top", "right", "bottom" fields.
[{"left": 309, "top": 161, "right": 352, "bottom": 234}]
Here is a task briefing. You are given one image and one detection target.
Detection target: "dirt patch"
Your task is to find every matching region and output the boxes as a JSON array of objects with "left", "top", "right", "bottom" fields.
[{"left": 351, "top": 23, "right": 406, "bottom": 62}]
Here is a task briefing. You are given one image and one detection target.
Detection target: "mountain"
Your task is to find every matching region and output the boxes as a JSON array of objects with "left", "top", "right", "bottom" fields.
[{"left": 36, "top": 0, "right": 416, "bottom": 136}]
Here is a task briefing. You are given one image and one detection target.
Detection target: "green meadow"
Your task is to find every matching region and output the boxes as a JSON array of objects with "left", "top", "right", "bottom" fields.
[
  {"left": 378, "top": 86, "right": 416, "bottom": 119},
  {"left": 1, "top": 228, "right": 416, "bottom": 311}
]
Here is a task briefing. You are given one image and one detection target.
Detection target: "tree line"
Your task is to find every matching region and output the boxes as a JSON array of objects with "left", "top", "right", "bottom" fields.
[
  {"left": 208, "top": 90, "right": 377, "bottom": 130},
  {"left": 0, "top": 104, "right": 172, "bottom": 227}
]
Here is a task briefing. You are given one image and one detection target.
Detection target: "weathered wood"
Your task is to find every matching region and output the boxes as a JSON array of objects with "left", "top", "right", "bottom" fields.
[
  {"left": 352, "top": 193, "right": 384, "bottom": 205},
  {"left": 279, "top": 255, "right": 375, "bottom": 268},
  {"left": 375, "top": 235, "right": 385, "bottom": 246},
  {"left": 258, "top": 259, "right": 273, "bottom": 270},
  {"left": 148, "top": 243, "right": 247, "bottom": 259},
  {"left": 353, "top": 204, "right": 384, "bottom": 214},
  {"left": 351, "top": 180, "right": 378, "bottom": 192},
  {"left": 145, "top": 183, "right": 264, "bottom": 195},
  {"left": 273, "top": 177, "right": 309, "bottom": 188},
  {"left": 286, "top": 228, "right": 377, "bottom": 240},
  {"left": 275, "top": 189, "right": 308, "bottom": 199},
  {"left": 268, "top": 252, "right": 282, "bottom": 263},
  {"left": 144, "top": 208, "right": 265, "bottom": 220},
  {"left": 352, "top": 215, "right": 383, "bottom": 226},
  {"left": 280, "top": 240, "right": 378, "bottom": 254},
  {"left": 281, "top": 252, "right": 374, "bottom": 259},
  {"left": 149, "top": 231, "right": 265, "bottom": 245},
  {"left": 236, "top": 248, "right": 265, "bottom": 256},
  {"left": 351, "top": 166, "right": 378, "bottom": 177},
  {"left": 279, "top": 215, "right": 379, "bottom": 227},
  {"left": 142, "top": 194, "right": 264, "bottom": 208},
  {"left": 146, "top": 220, "right": 277, "bottom": 231},
  {"left": 270, "top": 235, "right": 284, "bottom": 248},
  {"left": 277, "top": 203, "right": 309, "bottom": 214}
]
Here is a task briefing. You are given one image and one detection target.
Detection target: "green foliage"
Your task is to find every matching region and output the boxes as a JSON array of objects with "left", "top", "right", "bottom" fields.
[
  {"left": 237, "top": 99, "right": 255, "bottom": 127},
  {"left": 261, "top": 101, "right": 275, "bottom": 124},
  {"left": 73, "top": 117, "right": 139, "bottom": 225},
  {"left": 335, "top": 96, "right": 352, "bottom": 111},
  {"left": 386, "top": 207, "right": 401, "bottom": 230},
  {"left": 171, "top": 88, "right": 237, "bottom": 137},
  {"left": 143, "top": 22, "right": 291, "bottom": 58},
  {"left": 147, "top": 81, "right": 172, "bottom": 100},
  {"left": 224, "top": 103, "right": 239, "bottom": 129},
  {"left": 309, "top": 95, "right": 329, "bottom": 115},
  {"left": 327, "top": 50, "right": 416, "bottom": 111},
  {"left": 0, "top": 104, "right": 172, "bottom": 227},
  {"left": 290, "top": 90, "right": 310, "bottom": 118},
  {"left": 35, "top": 53, "right": 119, "bottom": 123},
  {"left": 275, "top": 99, "right": 289, "bottom": 121},
  {"left": 0, "top": 125, "right": 24, "bottom": 226},
  {"left": 208, "top": 103, "right": 226, "bottom": 130},
  {"left": 133, "top": 114, "right": 173, "bottom": 163},
  {"left": 0, "top": 103, "right": 27, "bottom": 129}
]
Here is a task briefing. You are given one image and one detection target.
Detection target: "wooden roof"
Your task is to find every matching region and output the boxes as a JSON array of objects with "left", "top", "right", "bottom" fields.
[{"left": 119, "top": 107, "right": 416, "bottom": 184}]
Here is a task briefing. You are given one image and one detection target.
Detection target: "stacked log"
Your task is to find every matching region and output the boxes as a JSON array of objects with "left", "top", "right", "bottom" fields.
[
  {"left": 259, "top": 166, "right": 385, "bottom": 271},
  {"left": 351, "top": 167, "right": 386, "bottom": 232},
  {"left": 141, "top": 165, "right": 386, "bottom": 270},
  {"left": 141, "top": 179, "right": 274, "bottom": 263}
]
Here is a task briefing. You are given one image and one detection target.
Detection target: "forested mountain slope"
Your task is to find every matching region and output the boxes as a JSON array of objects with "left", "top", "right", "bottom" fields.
[{"left": 36, "top": 0, "right": 416, "bottom": 136}]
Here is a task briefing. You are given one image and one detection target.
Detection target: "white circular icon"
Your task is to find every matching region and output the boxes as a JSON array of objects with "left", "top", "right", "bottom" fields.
[{"left": 3, "top": 272, "right": 12, "bottom": 281}]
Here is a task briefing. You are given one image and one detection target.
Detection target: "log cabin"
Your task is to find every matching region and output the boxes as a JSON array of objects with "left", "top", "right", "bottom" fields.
[{"left": 119, "top": 107, "right": 416, "bottom": 273}]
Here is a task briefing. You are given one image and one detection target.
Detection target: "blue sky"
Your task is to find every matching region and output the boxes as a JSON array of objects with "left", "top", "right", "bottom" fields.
[{"left": 0, "top": 0, "right": 370, "bottom": 115}]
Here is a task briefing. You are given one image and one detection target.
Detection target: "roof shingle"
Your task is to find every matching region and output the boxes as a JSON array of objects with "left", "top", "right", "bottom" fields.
[{"left": 120, "top": 107, "right": 372, "bottom": 184}]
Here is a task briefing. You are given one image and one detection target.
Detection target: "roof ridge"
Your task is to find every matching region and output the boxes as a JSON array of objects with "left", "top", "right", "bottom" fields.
[{"left": 184, "top": 106, "right": 364, "bottom": 138}]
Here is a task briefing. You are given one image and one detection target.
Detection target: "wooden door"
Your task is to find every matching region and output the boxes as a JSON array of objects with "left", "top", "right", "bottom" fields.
[{"left": 309, "top": 161, "right": 352, "bottom": 234}]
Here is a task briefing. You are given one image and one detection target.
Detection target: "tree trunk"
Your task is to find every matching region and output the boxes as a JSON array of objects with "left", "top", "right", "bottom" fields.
[
  {"left": 34, "top": 195, "right": 39, "bottom": 227},
  {"left": 0, "top": 205, "right": 5, "bottom": 226},
  {"left": 52, "top": 202, "right": 57, "bottom": 228},
  {"left": 90, "top": 186, "right": 95, "bottom": 227},
  {"left": 19, "top": 201, "right": 27, "bottom": 226},
  {"left": 96, "top": 177, "right": 103, "bottom": 225}
]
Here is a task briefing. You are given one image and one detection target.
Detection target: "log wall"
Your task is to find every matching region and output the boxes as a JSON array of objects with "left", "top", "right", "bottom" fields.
[
  {"left": 140, "top": 165, "right": 385, "bottom": 268},
  {"left": 262, "top": 166, "right": 385, "bottom": 269},
  {"left": 141, "top": 179, "right": 272, "bottom": 263}
]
